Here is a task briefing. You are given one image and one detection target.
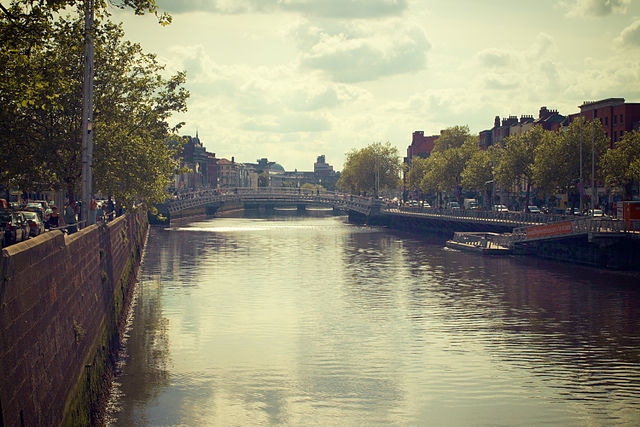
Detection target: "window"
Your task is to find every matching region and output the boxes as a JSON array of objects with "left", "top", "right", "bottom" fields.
[
  {"left": 614, "top": 131, "right": 617, "bottom": 141},
  {"left": 620, "top": 114, "right": 624, "bottom": 123},
  {"left": 613, "top": 115, "right": 617, "bottom": 124},
  {"left": 605, "top": 117, "right": 609, "bottom": 126}
]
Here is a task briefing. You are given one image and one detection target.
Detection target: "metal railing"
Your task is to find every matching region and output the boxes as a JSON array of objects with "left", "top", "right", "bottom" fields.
[
  {"left": 392, "top": 205, "right": 575, "bottom": 226},
  {"left": 450, "top": 232, "right": 510, "bottom": 250},
  {"left": 506, "top": 217, "right": 632, "bottom": 246},
  {"left": 166, "top": 187, "right": 382, "bottom": 216}
]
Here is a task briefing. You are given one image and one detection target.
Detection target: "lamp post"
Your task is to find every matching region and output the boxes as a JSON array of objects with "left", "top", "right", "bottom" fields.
[
  {"left": 579, "top": 117, "right": 583, "bottom": 212},
  {"left": 591, "top": 120, "right": 596, "bottom": 214},
  {"left": 80, "top": 0, "right": 95, "bottom": 227}
]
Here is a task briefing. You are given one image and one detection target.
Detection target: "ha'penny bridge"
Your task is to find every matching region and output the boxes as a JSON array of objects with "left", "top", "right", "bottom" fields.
[{"left": 160, "top": 187, "right": 640, "bottom": 269}]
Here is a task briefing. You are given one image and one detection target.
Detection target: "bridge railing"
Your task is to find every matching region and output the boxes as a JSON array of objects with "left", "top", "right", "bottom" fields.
[
  {"left": 392, "top": 205, "right": 574, "bottom": 225},
  {"left": 165, "top": 187, "right": 381, "bottom": 215},
  {"left": 507, "top": 217, "right": 631, "bottom": 247}
]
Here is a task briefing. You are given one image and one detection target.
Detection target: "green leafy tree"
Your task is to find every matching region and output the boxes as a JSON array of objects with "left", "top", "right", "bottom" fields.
[
  {"left": 533, "top": 118, "right": 608, "bottom": 206},
  {"left": 258, "top": 171, "right": 269, "bottom": 187},
  {"left": 405, "top": 157, "right": 429, "bottom": 194},
  {"left": 461, "top": 145, "right": 498, "bottom": 206},
  {"left": 600, "top": 130, "right": 640, "bottom": 200},
  {"left": 432, "top": 125, "right": 472, "bottom": 152},
  {"left": 1, "top": 11, "right": 188, "bottom": 208},
  {"left": 338, "top": 142, "right": 401, "bottom": 195},
  {"left": 420, "top": 135, "right": 478, "bottom": 202},
  {"left": 495, "top": 125, "right": 549, "bottom": 208}
]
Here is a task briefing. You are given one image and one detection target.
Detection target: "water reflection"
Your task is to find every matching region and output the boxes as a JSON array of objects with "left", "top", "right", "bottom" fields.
[{"left": 108, "top": 215, "right": 640, "bottom": 425}]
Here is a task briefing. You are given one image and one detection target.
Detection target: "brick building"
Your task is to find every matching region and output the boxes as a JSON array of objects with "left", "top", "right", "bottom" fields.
[
  {"left": 534, "top": 106, "right": 565, "bottom": 131},
  {"left": 406, "top": 131, "right": 439, "bottom": 163},
  {"left": 567, "top": 98, "right": 640, "bottom": 148}
]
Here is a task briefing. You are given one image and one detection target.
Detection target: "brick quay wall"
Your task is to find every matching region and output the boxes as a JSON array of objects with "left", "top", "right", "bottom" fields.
[{"left": 0, "top": 209, "right": 148, "bottom": 426}]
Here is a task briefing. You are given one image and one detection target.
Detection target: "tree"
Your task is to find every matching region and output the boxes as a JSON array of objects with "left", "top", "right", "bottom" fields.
[
  {"left": 258, "top": 171, "right": 269, "bottom": 187},
  {"left": 338, "top": 142, "right": 401, "bottom": 195},
  {"left": 420, "top": 134, "right": 478, "bottom": 202},
  {"left": 495, "top": 125, "right": 548, "bottom": 208},
  {"left": 600, "top": 130, "right": 640, "bottom": 200},
  {"left": 533, "top": 118, "right": 608, "bottom": 208},
  {"left": 405, "top": 157, "right": 428, "bottom": 195},
  {"left": 432, "top": 125, "right": 472, "bottom": 152},
  {"left": 0, "top": 11, "right": 189, "bottom": 209},
  {"left": 461, "top": 145, "right": 498, "bottom": 206}
]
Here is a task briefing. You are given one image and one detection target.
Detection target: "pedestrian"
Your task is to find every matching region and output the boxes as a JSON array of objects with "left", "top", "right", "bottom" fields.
[
  {"left": 89, "top": 199, "right": 97, "bottom": 225},
  {"left": 105, "top": 197, "right": 114, "bottom": 220},
  {"left": 64, "top": 201, "right": 77, "bottom": 234},
  {"left": 96, "top": 202, "right": 104, "bottom": 222},
  {"left": 49, "top": 206, "right": 60, "bottom": 229}
]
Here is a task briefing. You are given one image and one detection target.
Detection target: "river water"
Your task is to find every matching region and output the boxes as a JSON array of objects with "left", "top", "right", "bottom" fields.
[{"left": 107, "top": 212, "right": 640, "bottom": 426}]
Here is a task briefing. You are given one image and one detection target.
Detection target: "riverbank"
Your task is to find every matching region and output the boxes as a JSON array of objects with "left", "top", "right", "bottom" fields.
[{"left": 0, "top": 209, "right": 148, "bottom": 426}]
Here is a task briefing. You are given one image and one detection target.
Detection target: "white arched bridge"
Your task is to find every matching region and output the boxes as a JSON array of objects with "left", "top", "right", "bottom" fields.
[{"left": 166, "top": 187, "right": 383, "bottom": 216}]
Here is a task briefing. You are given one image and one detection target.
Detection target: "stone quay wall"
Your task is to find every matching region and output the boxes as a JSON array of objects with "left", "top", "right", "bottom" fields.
[{"left": 0, "top": 209, "right": 148, "bottom": 426}]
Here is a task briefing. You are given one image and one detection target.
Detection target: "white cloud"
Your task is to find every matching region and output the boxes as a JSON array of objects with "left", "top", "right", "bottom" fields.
[
  {"left": 155, "top": 0, "right": 408, "bottom": 18},
  {"left": 289, "top": 19, "right": 430, "bottom": 82},
  {"left": 616, "top": 19, "right": 640, "bottom": 46},
  {"left": 563, "top": 0, "right": 631, "bottom": 17},
  {"left": 476, "top": 48, "right": 516, "bottom": 68},
  {"left": 241, "top": 113, "right": 331, "bottom": 133}
]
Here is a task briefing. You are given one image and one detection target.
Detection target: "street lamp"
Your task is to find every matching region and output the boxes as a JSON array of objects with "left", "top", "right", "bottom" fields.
[{"left": 80, "top": 0, "right": 95, "bottom": 228}]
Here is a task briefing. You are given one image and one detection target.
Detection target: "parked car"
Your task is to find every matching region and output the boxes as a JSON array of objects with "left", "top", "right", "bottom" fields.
[
  {"left": 1, "top": 211, "right": 28, "bottom": 245},
  {"left": 31, "top": 200, "right": 52, "bottom": 221},
  {"left": 24, "top": 202, "right": 48, "bottom": 223},
  {"left": 21, "top": 211, "right": 45, "bottom": 236},
  {"left": 447, "top": 201, "right": 461, "bottom": 209},
  {"left": 526, "top": 205, "right": 541, "bottom": 214},
  {"left": 493, "top": 204, "right": 508, "bottom": 212},
  {"left": 588, "top": 209, "right": 604, "bottom": 217}
]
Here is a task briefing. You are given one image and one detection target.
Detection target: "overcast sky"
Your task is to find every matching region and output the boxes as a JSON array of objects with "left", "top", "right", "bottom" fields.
[{"left": 112, "top": 0, "right": 640, "bottom": 171}]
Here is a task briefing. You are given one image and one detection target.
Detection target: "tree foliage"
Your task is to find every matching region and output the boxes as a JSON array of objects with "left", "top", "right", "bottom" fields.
[
  {"left": 338, "top": 142, "right": 401, "bottom": 195},
  {"left": 432, "top": 125, "right": 471, "bottom": 152},
  {"left": 405, "top": 157, "right": 428, "bottom": 192},
  {"left": 495, "top": 125, "right": 548, "bottom": 206},
  {"left": 419, "top": 133, "right": 478, "bottom": 197},
  {"left": 533, "top": 117, "right": 608, "bottom": 196},
  {"left": 461, "top": 145, "right": 496, "bottom": 192},
  {"left": 600, "top": 130, "right": 640, "bottom": 199},
  {"left": 0, "top": 5, "right": 188, "bottom": 209}
]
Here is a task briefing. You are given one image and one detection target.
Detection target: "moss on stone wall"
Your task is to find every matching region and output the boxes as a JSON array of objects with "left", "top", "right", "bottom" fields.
[{"left": 60, "top": 211, "right": 148, "bottom": 426}]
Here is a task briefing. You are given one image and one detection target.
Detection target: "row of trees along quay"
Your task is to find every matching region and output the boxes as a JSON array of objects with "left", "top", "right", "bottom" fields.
[
  {"left": 396, "top": 122, "right": 640, "bottom": 210},
  {"left": 1, "top": 0, "right": 188, "bottom": 221}
]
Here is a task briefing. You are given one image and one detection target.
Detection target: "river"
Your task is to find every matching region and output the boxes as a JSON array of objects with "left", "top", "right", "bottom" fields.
[{"left": 106, "top": 212, "right": 640, "bottom": 426}]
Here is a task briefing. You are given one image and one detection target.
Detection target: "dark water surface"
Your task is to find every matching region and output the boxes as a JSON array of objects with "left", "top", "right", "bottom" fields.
[{"left": 107, "top": 214, "right": 640, "bottom": 426}]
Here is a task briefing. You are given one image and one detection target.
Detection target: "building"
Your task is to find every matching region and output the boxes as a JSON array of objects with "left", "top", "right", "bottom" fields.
[
  {"left": 509, "top": 115, "right": 535, "bottom": 137},
  {"left": 206, "top": 152, "right": 218, "bottom": 188},
  {"left": 314, "top": 155, "right": 334, "bottom": 176},
  {"left": 568, "top": 98, "right": 640, "bottom": 148},
  {"left": 534, "top": 106, "right": 565, "bottom": 132},
  {"left": 406, "top": 131, "right": 438, "bottom": 164},
  {"left": 479, "top": 107, "right": 565, "bottom": 150},
  {"left": 173, "top": 134, "right": 208, "bottom": 190},
  {"left": 216, "top": 158, "right": 236, "bottom": 187}
]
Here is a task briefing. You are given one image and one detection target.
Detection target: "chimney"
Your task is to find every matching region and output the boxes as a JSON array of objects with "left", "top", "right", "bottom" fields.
[
  {"left": 231, "top": 156, "right": 235, "bottom": 163},
  {"left": 539, "top": 106, "right": 549, "bottom": 119}
]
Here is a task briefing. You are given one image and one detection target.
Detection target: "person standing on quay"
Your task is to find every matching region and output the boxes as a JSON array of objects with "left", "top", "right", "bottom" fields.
[{"left": 64, "top": 201, "right": 77, "bottom": 234}]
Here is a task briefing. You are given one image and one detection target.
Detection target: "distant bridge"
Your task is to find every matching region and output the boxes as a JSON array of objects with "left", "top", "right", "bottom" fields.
[
  {"left": 166, "top": 187, "right": 383, "bottom": 216},
  {"left": 166, "top": 187, "right": 574, "bottom": 228},
  {"left": 162, "top": 188, "right": 639, "bottom": 269}
]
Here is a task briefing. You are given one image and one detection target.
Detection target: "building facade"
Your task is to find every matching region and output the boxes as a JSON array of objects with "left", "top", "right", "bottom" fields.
[{"left": 568, "top": 98, "right": 640, "bottom": 148}]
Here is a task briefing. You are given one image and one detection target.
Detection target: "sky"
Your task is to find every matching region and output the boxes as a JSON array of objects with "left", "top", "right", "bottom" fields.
[{"left": 111, "top": 0, "right": 640, "bottom": 171}]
